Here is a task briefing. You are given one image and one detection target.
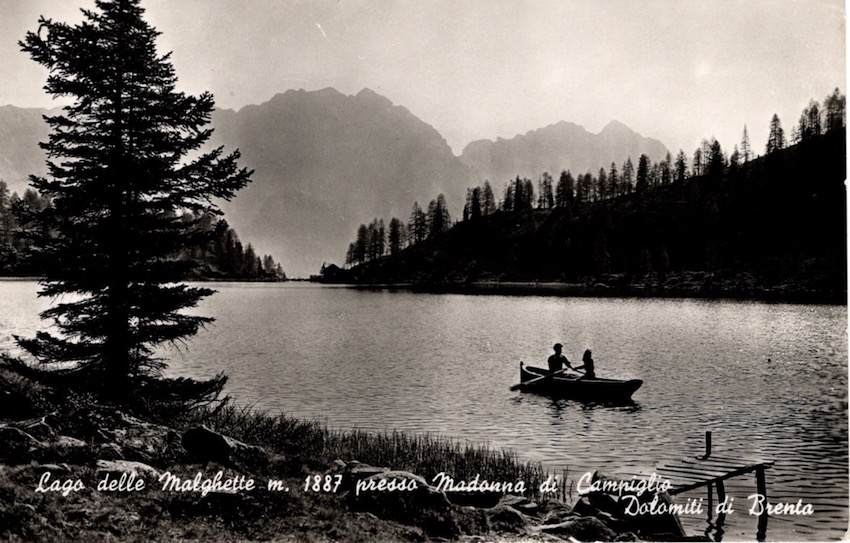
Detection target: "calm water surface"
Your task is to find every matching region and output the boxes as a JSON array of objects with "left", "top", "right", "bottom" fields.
[{"left": 2, "top": 281, "right": 847, "bottom": 541}]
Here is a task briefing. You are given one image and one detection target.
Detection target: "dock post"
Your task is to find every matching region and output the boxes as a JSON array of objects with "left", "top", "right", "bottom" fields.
[
  {"left": 715, "top": 479, "right": 727, "bottom": 534},
  {"left": 715, "top": 479, "right": 726, "bottom": 501},
  {"left": 704, "top": 431, "right": 712, "bottom": 458},
  {"left": 707, "top": 482, "right": 713, "bottom": 519},
  {"left": 755, "top": 466, "right": 768, "bottom": 541}
]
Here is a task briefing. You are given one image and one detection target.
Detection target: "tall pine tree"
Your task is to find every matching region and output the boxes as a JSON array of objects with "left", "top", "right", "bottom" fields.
[
  {"left": 635, "top": 154, "right": 650, "bottom": 194},
  {"left": 17, "top": 0, "right": 252, "bottom": 398},
  {"left": 740, "top": 124, "right": 752, "bottom": 162},
  {"left": 766, "top": 114, "right": 786, "bottom": 154}
]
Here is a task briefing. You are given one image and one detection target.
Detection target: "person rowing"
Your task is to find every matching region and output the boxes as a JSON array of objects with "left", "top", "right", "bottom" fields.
[{"left": 547, "top": 343, "right": 578, "bottom": 374}]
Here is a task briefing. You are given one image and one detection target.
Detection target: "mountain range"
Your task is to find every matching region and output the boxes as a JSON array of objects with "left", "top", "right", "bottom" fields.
[
  {"left": 459, "top": 120, "right": 669, "bottom": 185},
  {"left": 0, "top": 88, "right": 669, "bottom": 277}
]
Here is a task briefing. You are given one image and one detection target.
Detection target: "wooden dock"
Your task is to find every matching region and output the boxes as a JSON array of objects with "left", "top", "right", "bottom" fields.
[
  {"left": 621, "top": 432, "right": 775, "bottom": 541},
  {"left": 660, "top": 455, "right": 774, "bottom": 496}
]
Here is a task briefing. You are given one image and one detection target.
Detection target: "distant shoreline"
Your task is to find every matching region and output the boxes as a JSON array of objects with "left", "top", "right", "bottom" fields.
[
  {"left": 314, "top": 279, "right": 847, "bottom": 305},
  {"left": 5, "top": 276, "right": 843, "bottom": 304},
  {"left": 0, "top": 276, "right": 287, "bottom": 284}
]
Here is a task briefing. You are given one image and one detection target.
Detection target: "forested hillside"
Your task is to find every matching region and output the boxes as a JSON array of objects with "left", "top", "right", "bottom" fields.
[
  {"left": 328, "top": 114, "right": 846, "bottom": 302},
  {"left": 0, "top": 188, "right": 285, "bottom": 280}
]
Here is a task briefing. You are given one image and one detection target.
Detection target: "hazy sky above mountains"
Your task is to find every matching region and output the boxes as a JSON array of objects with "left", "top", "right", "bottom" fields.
[{"left": 1, "top": 0, "right": 844, "bottom": 156}]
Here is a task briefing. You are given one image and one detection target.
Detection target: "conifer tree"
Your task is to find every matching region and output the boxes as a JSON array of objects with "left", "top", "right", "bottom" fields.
[
  {"left": 674, "top": 150, "right": 688, "bottom": 182},
  {"left": 555, "top": 170, "right": 574, "bottom": 207},
  {"left": 707, "top": 139, "right": 725, "bottom": 177},
  {"left": 17, "top": 0, "right": 252, "bottom": 397},
  {"left": 635, "top": 154, "right": 650, "bottom": 194},
  {"left": 262, "top": 255, "right": 276, "bottom": 277},
  {"left": 242, "top": 244, "right": 258, "bottom": 277},
  {"left": 823, "top": 88, "right": 846, "bottom": 132},
  {"left": 481, "top": 181, "right": 496, "bottom": 215},
  {"left": 345, "top": 242, "right": 356, "bottom": 267},
  {"left": 574, "top": 174, "right": 585, "bottom": 204},
  {"left": 579, "top": 172, "right": 593, "bottom": 203},
  {"left": 427, "top": 194, "right": 451, "bottom": 236},
  {"left": 766, "top": 114, "right": 786, "bottom": 154},
  {"left": 622, "top": 157, "right": 634, "bottom": 193},
  {"left": 806, "top": 99, "right": 822, "bottom": 139},
  {"left": 354, "top": 224, "right": 368, "bottom": 264},
  {"left": 408, "top": 202, "right": 427, "bottom": 245},
  {"left": 692, "top": 148, "right": 703, "bottom": 177},
  {"left": 659, "top": 152, "right": 672, "bottom": 186},
  {"left": 388, "top": 217, "right": 405, "bottom": 255},
  {"left": 538, "top": 172, "right": 554, "bottom": 209},
  {"left": 729, "top": 145, "right": 741, "bottom": 170},
  {"left": 740, "top": 125, "right": 752, "bottom": 162},
  {"left": 597, "top": 167, "right": 608, "bottom": 199},
  {"left": 368, "top": 218, "right": 385, "bottom": 260},
  {"left": 0, "top": 180, "right": 11, "bottom": 246},
  {"left": 469, "top": 186, "right": 483, "bottom": 219},
  {"left": 650, "top": 162, "right": 660, "bottom": 188},
  {"left": 608, "top": 163, "right": 619, "bottom": 197}
]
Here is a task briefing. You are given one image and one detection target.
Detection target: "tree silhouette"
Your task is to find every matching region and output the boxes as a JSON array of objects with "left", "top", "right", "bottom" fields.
[
  {"left": 608, "top": 163, "right": 619, "bottom": 197},
  {"left": 17, "top": 0, "right": 252, "bottom": 397},
  {"left": 465, "top": 186, "right": 482, "bottom": 220},
  {"left": 0, "top": 180, "right": 11, "bottom": 247},
  {"left": 766, "top": 114, "right": 786, "bottom": 154},
  {"left": 707, "top": 139, "right": 725, "bottom": 177},
  {"left": 823, "top": 88, "right": 846, "bottom": 132},
  {"left": 574, "top": 173, "right": 586, "bottom": 203},
  {"left": 504, "top": 176, "right": 534, "bottom": 211},
  {"left": 740, "top": 125, "right": 753, "bottom": 162},
  {"left": 242, "top": 243, "right": 259, "bottom": 277},
  {"left": 729, "top": 145, "right": 741, "bottom": 172},
  {"left": 580, "top": 172, "right": 594, "bottom": 203},
  {"left": 674, "top": 150, "right": 688, "bottom": 182},
  {"left": 538, "top": 172, "right": 554, "bottom": 209},
  {"left": 368, "top": 218, "right": 385, "bottom": 260},
  {"left": 797, "top": 100, "right": 823, "bottom": 142},
  {"left": 481, "top": 181, "right": 496, "bottom": 215},
  {"left": 262, "top": 255, "right": 276, "bottom": 277},
  {"left": 427, "top": 194, "right": 451, "bottom": 237},
  {"left": 692, "top": 148, "right": 703, "bottom": 177},
  {"left": 621, "top": 157, "right": 634, "bottom": 194},
  {"left": 597, "top": 167, "right": 608, "bottom": 199},
  {"left": 354, "top": 223, "right": 368, "bottom": 264},
  {"left": 635, "top": 154, "right": 650, "bottom": 194},
  {"left": 408, "top": 201, "right": 427, "bottom": 245},
  {"left": 388, "top": 217, "right": 405, "bottom": 255},
  {"left": 806, "top": 100, "right": 822, "bottom": 138},
  {"left": 555, "top": 170, "right": 574, "bottom": 208},
  {"left": 660, "top": 152, "right": 672, "bottom": 186}
]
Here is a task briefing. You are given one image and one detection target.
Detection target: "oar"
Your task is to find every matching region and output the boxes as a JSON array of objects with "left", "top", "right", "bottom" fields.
[{"left": 510, "top": 367, "right": 567, "bottom": 391}]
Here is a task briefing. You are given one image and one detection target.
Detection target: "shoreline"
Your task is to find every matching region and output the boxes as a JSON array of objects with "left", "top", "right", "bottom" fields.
[
  {"left": 0, "top": 364, "right": 700, "bottom": 542},
  {"left": 315, "top": 279, "right": 848, "bottom": 305},
  {"left": 0, "top": 276, "right": 288, "bottom": 283},
  {"left": 7, "top": 275, "right": 844, "bottom": 304}
]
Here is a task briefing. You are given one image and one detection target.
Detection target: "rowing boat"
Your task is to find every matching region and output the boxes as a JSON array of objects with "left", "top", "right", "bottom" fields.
[{"left": 518, "top": 362, "right": 642, "bottom": 403}]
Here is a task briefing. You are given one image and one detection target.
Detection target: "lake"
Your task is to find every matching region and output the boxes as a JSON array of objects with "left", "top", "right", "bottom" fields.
[{"left": 1, "top": 280, "right": 847, "bottom": 541}]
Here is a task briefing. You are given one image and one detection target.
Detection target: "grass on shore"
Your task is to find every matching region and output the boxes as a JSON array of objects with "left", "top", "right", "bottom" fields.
[
  {"left": 1, "top": 361, "right": 555, "bottom": 494},
  {"left": 179, "top": 402, "right": 550, "bottom": 496}
]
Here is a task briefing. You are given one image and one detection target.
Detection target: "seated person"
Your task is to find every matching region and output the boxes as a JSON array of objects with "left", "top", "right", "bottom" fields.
[
  {"left": 576, "top": 349, "right": 596, "bottom": 379},
  {"left": 547, "top": 343, "right": 575, "bottom": 373}
]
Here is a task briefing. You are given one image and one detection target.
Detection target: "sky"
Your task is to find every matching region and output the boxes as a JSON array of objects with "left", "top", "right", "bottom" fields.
[{"left": 0, "top": 0, "right": 845, "bottom": 157}]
